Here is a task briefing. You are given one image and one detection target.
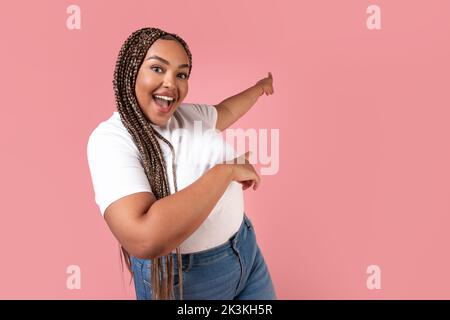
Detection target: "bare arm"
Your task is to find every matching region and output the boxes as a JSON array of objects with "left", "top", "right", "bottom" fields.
[
  {"left": 214, "top": 72, "right": 274, "bottom": 132},
  {"left": 214, "top": 85, "right": 262, "bottom": 132},
  {"left": 144, "top": 164, "right": 234, "bottom": 258},
  {"left": 105, "top": 164, "right": 234, "bottom": 260}
]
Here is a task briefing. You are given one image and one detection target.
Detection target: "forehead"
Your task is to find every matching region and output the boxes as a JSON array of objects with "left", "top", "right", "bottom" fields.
[{"left": 145, "top": 39, "right": 189, "bottom": 63}]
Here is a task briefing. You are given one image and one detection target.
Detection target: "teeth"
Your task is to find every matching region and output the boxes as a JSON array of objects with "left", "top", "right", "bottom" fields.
[{"left": 154, "top": 95, "right": 175, "bottom": 101}]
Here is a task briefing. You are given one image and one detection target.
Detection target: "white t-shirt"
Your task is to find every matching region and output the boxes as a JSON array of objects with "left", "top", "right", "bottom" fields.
[{"left": 87, "top": 103, "right": 244, "bottom": 254}]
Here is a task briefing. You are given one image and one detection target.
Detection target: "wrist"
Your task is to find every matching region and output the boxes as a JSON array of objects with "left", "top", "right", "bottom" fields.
[
  {"left": 254, "top": 84, "right": 264, "bottom": 96},
  {"left": 215, "top": 163, "right": 235, "bottom": 182}
]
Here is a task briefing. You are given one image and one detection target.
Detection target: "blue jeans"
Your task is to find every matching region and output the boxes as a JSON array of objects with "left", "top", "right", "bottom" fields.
[{"left": 130, "top": 213, "right": 277, "bottom": 300}]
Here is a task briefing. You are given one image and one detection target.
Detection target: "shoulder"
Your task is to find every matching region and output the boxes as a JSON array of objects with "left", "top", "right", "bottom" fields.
[
  {"left": 177, "top": 102, "right": 218, "bottom": 129},
  {"left": 87, "top": 112, "right": 139, "bottom": 159}
]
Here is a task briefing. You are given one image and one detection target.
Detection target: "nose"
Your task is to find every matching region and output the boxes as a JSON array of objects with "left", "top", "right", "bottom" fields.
[{"left": 162, "top": 72, "right": 177, "bottom": 89}]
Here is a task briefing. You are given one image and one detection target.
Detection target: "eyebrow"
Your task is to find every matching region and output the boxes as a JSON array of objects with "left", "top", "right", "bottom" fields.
[{"left": 146, "top": 55, "right": 190, "bottom": 69}]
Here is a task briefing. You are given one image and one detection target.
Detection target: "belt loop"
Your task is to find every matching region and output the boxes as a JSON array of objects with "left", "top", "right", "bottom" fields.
[
  {"left": 243, "top": 213, "right": 251, "bottom": 229},
  {"left": 184, "top": 253, "right": 193, "bottom": 272},
  {"left": 232, "top": 227, "right": 239, "bottom": 247}
]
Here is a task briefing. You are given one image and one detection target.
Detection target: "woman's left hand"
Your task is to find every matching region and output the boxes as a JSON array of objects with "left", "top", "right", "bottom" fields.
[{"left": 255, "top": 72, "right": 274, "bottom": 96}]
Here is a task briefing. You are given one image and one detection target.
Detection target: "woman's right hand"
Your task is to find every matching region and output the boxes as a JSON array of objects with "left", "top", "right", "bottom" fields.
[{"left": 223, "top": 151, "right": 261, "bottom": 191}]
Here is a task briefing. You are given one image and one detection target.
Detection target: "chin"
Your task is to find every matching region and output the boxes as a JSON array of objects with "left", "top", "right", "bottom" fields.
[{"left": 151, "top": 114, "right": 171, "bottom": 127}]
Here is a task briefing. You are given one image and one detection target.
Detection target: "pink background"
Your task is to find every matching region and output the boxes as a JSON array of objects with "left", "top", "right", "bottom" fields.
[{"left": 1, "top": 0, "right": 449, "bottom": 299}]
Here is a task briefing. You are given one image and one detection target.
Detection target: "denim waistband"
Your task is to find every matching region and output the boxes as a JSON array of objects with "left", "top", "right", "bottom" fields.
[{"left": 171, "top": 213, "right": 252, "bottom": 270}]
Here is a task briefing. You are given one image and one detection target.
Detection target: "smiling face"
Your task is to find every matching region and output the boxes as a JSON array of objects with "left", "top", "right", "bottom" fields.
[{"left": 135, "top": 38, "right": 190, "bottom": 128}]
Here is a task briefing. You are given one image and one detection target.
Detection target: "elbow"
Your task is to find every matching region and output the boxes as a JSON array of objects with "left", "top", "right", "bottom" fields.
[
  {"left": 133, "top": 239, "right": 177, "bottom": 260},
  {"left": 121, "top": 229, "right": 166, "bottom": 260},
  {"left": 131, "top": 204, "right": 177, "bottom": 260},
  {"left": 130, "top": 242, "right": 164, "bottom": 260},
  {"left": 130, "top": 232, "right": 169, "bottom": 260}
]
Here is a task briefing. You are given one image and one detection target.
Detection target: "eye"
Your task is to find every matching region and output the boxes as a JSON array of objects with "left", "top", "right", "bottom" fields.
[
  {"left": 151, "top": 66, "right": 188, "bottom": 80},
  {"left": 151, "top": 66, "right": 163, "bottom": 73}
]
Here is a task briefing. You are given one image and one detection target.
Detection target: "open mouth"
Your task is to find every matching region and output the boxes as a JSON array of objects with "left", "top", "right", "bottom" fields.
[{"left": 152, "top": 95, "right": 176, "bottom": 113}]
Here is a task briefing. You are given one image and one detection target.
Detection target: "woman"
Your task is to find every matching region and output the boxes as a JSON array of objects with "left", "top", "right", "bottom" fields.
[{"left": 87, "top": 27, "right": 276, "bottom": 300}]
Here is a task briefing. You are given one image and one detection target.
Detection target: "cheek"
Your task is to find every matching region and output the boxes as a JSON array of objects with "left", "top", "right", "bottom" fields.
[
  {"left": 180, "top": 82, "right": 189, "bottom": 98},
  {"left": 135, "top": 73, "right": 155, "bottom": 98},
  {"left": 136, "top": 73, "right": 154, "bottom": 89}
]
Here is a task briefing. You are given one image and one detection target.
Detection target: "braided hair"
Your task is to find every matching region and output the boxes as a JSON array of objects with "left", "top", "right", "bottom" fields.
[{"left": 112, "top": 27, "right": 192, "bottom": 300}]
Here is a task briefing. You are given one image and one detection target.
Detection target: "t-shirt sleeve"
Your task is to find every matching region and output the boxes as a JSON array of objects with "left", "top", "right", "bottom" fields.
[
  {"left": 87, "top": 129, "right": 153, "bottom": 217},
  {"left": 189, "top": 103, "right": 218, "bottom": 129}
]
